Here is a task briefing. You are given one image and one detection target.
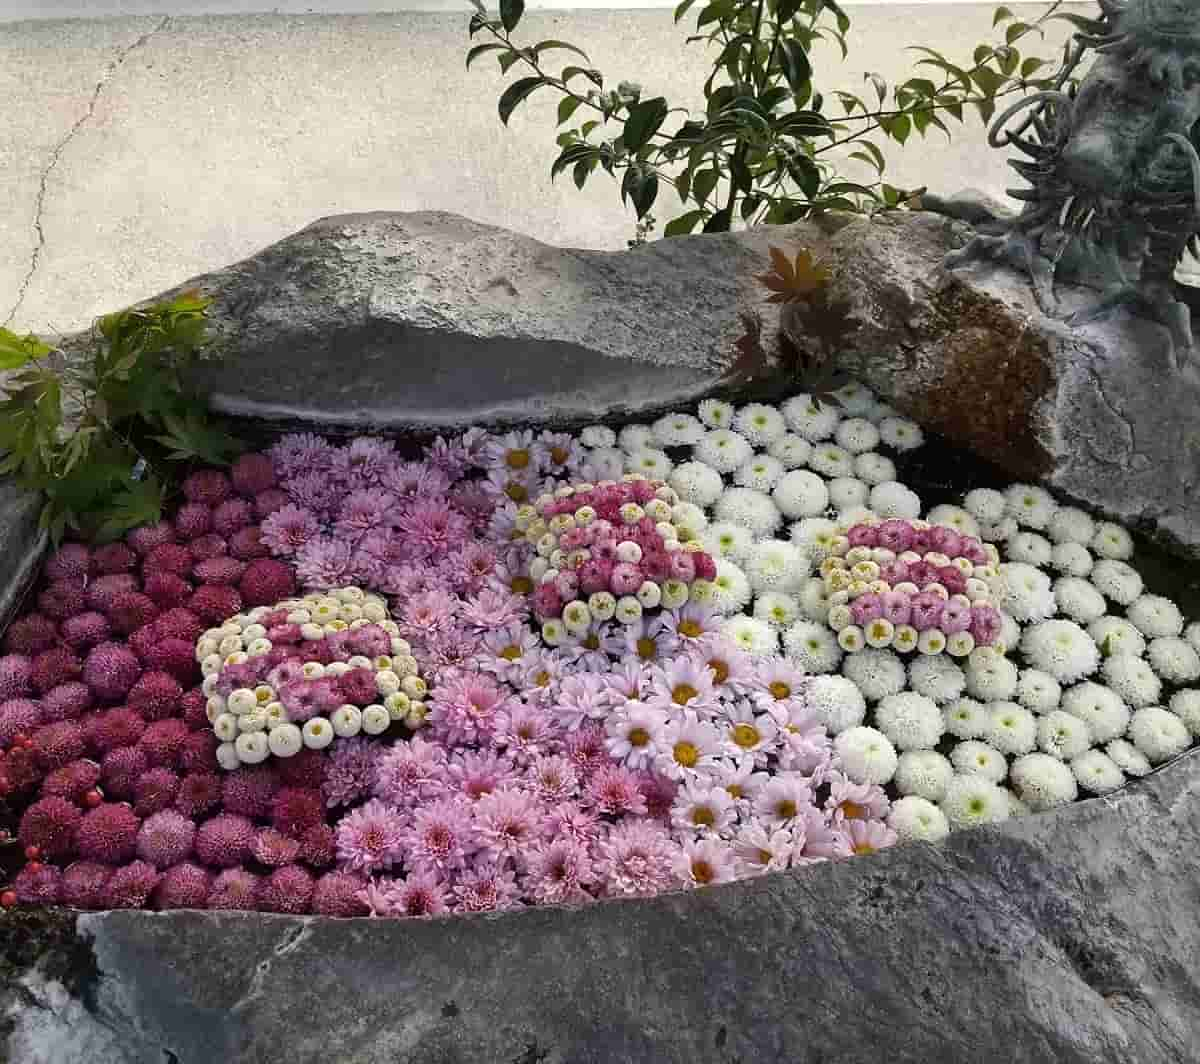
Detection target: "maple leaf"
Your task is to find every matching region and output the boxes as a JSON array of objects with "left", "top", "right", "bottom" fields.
[
  {"left": 721, "top": 309, "right": 769, "bottom": 385},
  {"left": 755, "top": 245, "right": 832, "bottom": 304}
]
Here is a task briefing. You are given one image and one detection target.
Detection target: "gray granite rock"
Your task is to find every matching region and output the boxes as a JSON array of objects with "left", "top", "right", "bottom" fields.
[
  {"left": 5, "top": 749, "right": 1199, "bottom": 1064},
  {"left": 0, "top": 479, "right": 44, "bottom": 633}
]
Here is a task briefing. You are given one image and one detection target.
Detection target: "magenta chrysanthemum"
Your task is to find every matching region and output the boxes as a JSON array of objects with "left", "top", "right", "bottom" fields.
[{"left": 335, "top": 798, "right": 406, "bottom": 875}]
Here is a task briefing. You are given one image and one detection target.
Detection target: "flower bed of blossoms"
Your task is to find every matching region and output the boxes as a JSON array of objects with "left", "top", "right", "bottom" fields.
[{"left": 0, "top": 381, "right": 1197, "bottom": 918}]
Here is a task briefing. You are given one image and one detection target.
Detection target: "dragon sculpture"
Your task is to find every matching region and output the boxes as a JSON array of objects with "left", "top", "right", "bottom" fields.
[{"left": 943, "top": 0, "right": 1200, "bottom": 365}]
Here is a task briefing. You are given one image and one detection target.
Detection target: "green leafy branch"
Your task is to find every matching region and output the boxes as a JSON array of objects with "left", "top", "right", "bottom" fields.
[{"left": 0, "top": 292, "right": 242, "bottom": 545}]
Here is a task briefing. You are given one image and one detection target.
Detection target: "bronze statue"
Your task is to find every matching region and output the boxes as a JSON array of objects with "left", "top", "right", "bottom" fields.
[{"left": 942, "top": 0, "right": 1200, "bottom": 365}]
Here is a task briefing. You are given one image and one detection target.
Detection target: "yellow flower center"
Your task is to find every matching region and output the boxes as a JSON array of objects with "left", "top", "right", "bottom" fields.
[
  {"left": 841, "top": 800, "right": 866, "bottom": 819},
  {"left": 775, "top": 799, "right": 797, "bottom": 819},
  {"left": 725, "top": 784, "right": 742, "bottom": 799},
  {"left": 636, "top": 637, "right": 656, "bottom": 660},
  {"left": 732, "top": 723, "right": 760, "bottom": 749},
  {"left": 549, "top": 446, "right": 569, "bottom": 465},
  {"left": 692, "top": 860, "right": 714, "bottom": 884},
  {"left": 627, "top": 727, "right": 651, "bottom": 748},
  {"left": 583, "top": 635, "right": 600, "bottom": 651},
  {"left": 768, "top": 681, "right": 791, "bottom": 700},
  {"left": 510, "top": 576, "right": 533, "bottom": 595},
  {"left": 500, "top": 644, "right": 522, "bottom": 661},
  {"left": 678, "top": 620, "right": 704, "bottom": 638},
  {"left": 853, "top": 842, "right": 876, "bottom": 855},
  {"left": 673, "top": 741, "right": 700, "bottom": 767},
  {"left": 708, "top": 658, "right": 730, "bottom": 684},
  {"left": 505, "top": 483, "right": 529, "bottom": 503},
  {"left": 691, "top": 807, "right": 715, "bottom": 827},
  {"left": 506, "top": 449, "right": 531, "bottom": 469},
  {"left": 756, "top": 848, "right": 773, "bottom": 865},
  {"left": 534, "top": 670, "right": 550, "bottom": 687},
  {"left": 672, "top": 683, "right": 698, "bottom": 705}
]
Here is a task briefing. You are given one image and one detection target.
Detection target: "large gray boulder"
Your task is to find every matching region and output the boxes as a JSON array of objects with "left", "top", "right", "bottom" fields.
[
  {"left": 5, "top": 749, "right": 1199, "bottom": 1064},
  {"left": 0, "top": 479, "right": 45, "bottom": 632}
]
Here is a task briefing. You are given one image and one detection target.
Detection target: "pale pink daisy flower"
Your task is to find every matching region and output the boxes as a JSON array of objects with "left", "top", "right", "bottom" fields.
[
  {"left": 798, "top": 809, "right": 852, "bottom": 862},
  {"left": 474, "top": 789, "right": 544, "bottom": 865},
  {"left": 775, "top": 705, "right": 832, "bottom": 776},
  {"left": 670, "top": 780, "right": 738, "bottom": 835},
  {"left": 661, "top": 603, "right": 725, "bottom": 647},
  {"left": 596, "top": 822, "right": 683, "bottom": 897},
  {"left": 754, "top": 774, "right": 814, "bottom": 830},
  {"left": 750, "top": 659, "right": 810, "bottom": 709},
  {"left": 713, "top": 756, "right": 770, "bottom": 808},
  {"left": 372, "top": 737, "right": 448, "bottom": 809},
  {"left": 716, "top": 700, "right": 782, "bottom": 764},
  {"left": 517, "top": 650, "right": 569, "bottom": 705},
  {"left": 558, "top": 623, "right": 618, "bottom": 673},
  {"left": 451, "top": 862, "right": 522, "bottom": 913},
  {"left": 488, "top": 556, "right": 535, "bottom": 600},
  {"left": 402, "top": 797, "right": 477, "bottom": 877},
  {"left": 688, "top": 638, "right": 759, "bottom": 696},
  {"left": 260, "top": 504, "right": 322, "bottom": 557},
  {"left": 335, "top": 799, "right": 406, "bottom": 875},
  {"left": 621, "top": 616, "right": 681, "bottom": 666},
  {"left": 604, "top": 705, "right": 668, "bottom": 770},
  {"left": 845, "top": 818, "right": 899, "bottom": 857},
  {"left": 535, "top": 430, "right": 585, "bottom": 474},
  {"left": 655, "top": 713, "right": 723, "bottom": 781},
  {"left": 677, "top": 837, "right": 738, "bottom": 887},
  {"left": 587, "top": 763, "right": 650, "bottom": 817},
  {"left": 647, "top": 659, "right": 720, "bottom": 717},
  {"left": 481, "top": 466, "right": 542, "bottom": 508},
  {"left": 478, "top": 624, "right": 540, "bottom": 680},
  {"left": 484, "top": 429, "right": 541, "bottom": 473},
  {"left": 824, "top": 772, "right": 890, "bottom": 823},
  {"left": 732, "top": 820, "right": 797, "bottom": 876},
  {"left": 526, "top": 754, "right": 579, "bottom": 804},
  {"left": 602, "top": 660, "right": 649, "bottom": 707},
  {"left": 485, "top": 500, "right": 523, "bottom": 546},
  {"left": 525, "top": 837, "right": 595, "bottom": 905}
]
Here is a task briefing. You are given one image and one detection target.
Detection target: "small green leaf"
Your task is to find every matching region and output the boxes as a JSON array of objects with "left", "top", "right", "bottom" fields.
[
  {"left": 466, "top": 42, "right": 507, "bottom": 69},
  {"left": 692, "top": 167, "right": 719, "bottom": 205},
  {"left": 499, "top": 0, "right": 524, "bottom": 33},
  {"left": 0, "top": 328, "right": 51, "bottom": 371},
  {"left": 664, "top": 210, "right": 707, "bottom": 237},
  {"left": 557, "top": 95, "right": 583, "bottom": 125},
  {"left": 777, "top": 39, "right": 812, "bottom": 94},
  {"left": 561, "top": 66, "right": 603, "bottom": 88},
  {"left": 992, "top": 5, "right": 1014, "bottom": 26},
  {"left": 673, "top": 0, "right": 699, "bottom": 21},
  {"left": 623, "top": 97, "right": 670, "bottom": 152},
  {"left": 497, "top": 76, "right": 549, "bottom": 125},
  {"left": 1005, "top": 21, "right": 1029, "bottom": 43},
  {"left": 531, "top": 39, "right": 590, "bottom": 61}
]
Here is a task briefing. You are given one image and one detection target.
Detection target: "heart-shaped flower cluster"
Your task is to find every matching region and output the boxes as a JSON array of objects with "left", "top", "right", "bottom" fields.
[
  {"left": 196, "top": 586, "right": 428, "bottom": 768},
  {"left": 820, "top": 519, "right": 1004, "bottom": 657},
  {"left": 515, "top": 476, "right": 718, "bottom": 643}
]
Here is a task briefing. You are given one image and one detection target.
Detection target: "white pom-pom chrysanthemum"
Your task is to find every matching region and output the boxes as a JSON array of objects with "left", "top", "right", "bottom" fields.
[
  {"left": 733, "top": 404, "right": 787, "bottom": 446},
  {"left": 834, "top": 726, "right": 898, "bottom": 785},
  {"left": 625, "top": 447, "right": 673, "bottom": 479},
  {"left": 651, "top": 412, "right": 705, "bottom": 447},
  {"left": 1186, "top": 622, "right": 1200, "bottom": 655},
  {"left": 837, "top": 504, "right": 876, "bottom": 528},
  {"left": 878, "top": 417, "right": 924, "bottom": 452},
  {"left": 831, "top": 380, "right": 876, "bottom": 415},
  {"left": 834, "top": 418, "right": 880, "bottom": 454},
  {"left": 964, "top": 654, "right": 1019, "bottom": 702},
  {"left": 753, "top": 591, "right": 801, "bottom": 628},
  {"left": 1060, "top": 681, "right": 1130, "bottom": 743},
  {"left": 841, "top": 648, "right": 907, "bottom": 701},
  {"left": 893, "top": 750, "right": 954, "bottom": 801},
  {"left": 1089, "top": 559, "right": 1143, "bottom": 606},
  {"left": 827, "top": 477, "right": 869, "bottom": 512},
  {"left": 694, "top": 429, "right": 753, "bottom": 474},
  {"left": 767, "top": 434, "right": 812, "bottom": 469},
  {"left": 618, "top": 424, "right": 655, "bottom": 454},
  {"left": 709, "top": 559, "right": 753, "bottom": 614},
  {"left": 583, "top": 447, "right": 625, "bottom": 482},
  {"left": 1004, "top": 484, "right": 1056, "bottom": 530},
  {"left": 697, "top": 398, "right": 734, "bottom": 429},
  {"left": 1009, "top": 753, "right": 1077, "bottom": 811},
  {"left": 808, "top": 444, "right": 856, "bottom": 479},
  {"left": 714, "top": 488, "right": 782, "bottom": 537},
  {"left": 1052, "top": 578, "right": 1107, "bottom": 625},
  {"left": 943, "top": 697, "right": 989, "bottom": 739},
  {"left": 782, "top": 620, "right": 843, "bottom": 674},
  {"left": 940, "top": 775, "right": 1010, "bottom": 829},
  {"left": 1106, "top": 738, "right": 1151, "bottom": 777},
  {"left": 995, "top": 563, "right": 1058, "bottom": 623},
  {"left": 790, "top": 518, "right": 840, "bottom": 563},
  {"left": 868, "top": 481, "right": 922, "bottom": 520},
  {"left": 743, "top": 539, "right": 806, "bottom": 592},
  {"left": 702, "top": 521, "right": 754, "bottom": 563},
  {"left": 888, "top": 795, "right": 950, "bottom": 841},
  {"left": 1169, "top": 689, "right": 1200, "bottom": 737},
  {"left": 998, "top": 612, "right": 1021, "bottom": 655},
  {"left": 963, "top": 488, "right": 1006, "bottom": 524},
  {"left": 734, "top": 455, "right": 784, "bottom": 492},
  {"left": 1127, "top": 594, "right": 1184, "bottom": 639},
  {"left": 668, "top": 461, "right": 724, "bottom": 507},
  {"left": 1036, "top": 709, "right": 1091, "bottom": 759},
  {"left": 1020, "top": 620, "right": 1099, "bottom": 684},
  {"left": 1147, "top": 636, "right": 1200, "bottom": 684},
  {"left": 1091, "top": 521, "right": 1134, "bottom": 560},
  {"left": 773, "top": 470, "right": 829, "bottom": 519},
  {"left": 1087, "top": 616, "right": 1146, "bottom": 659},
  {"left": 1048, "top": 506, "right": 1095, "bottom": 545},
  {"left": 721, "top": 615, "right": 780, "bottom": 658},
  {"left": 950, "top": 740, "right": 1008, "bottom": 783},
  {"left": 670, "top": 502, "right": 708, "bottom": 542},
  {"left": 1070, "top": 750, "right": 1125, "bottom": 794},
  {"left": 1049, "top": 542, "right": 1093, "bottom": 577},
  {"left": 983, "top": 702, "right": 1038, "bottom": 755},
  {"left": 875, "top": 692, "right": 944, "bottom": 750},
  {"left": 580, "top": 425, "right": 616, "bottom": 448},
  {"left": 782, "top": 395, "right": 840, "bottom": 440},
  {"left": 1100, "top": 653, "right": 1162, "bottom": 708},
  {"left": 805, "top": 674, "right": 866, "bottom": 734},
  {"left": 980, "top": 517, "right": 1019, "bottom": 543},
  {"left": 925, "top": 505, "right": 980, "bottom": 538},
  {"left": 1128, "top": 706, "right": 1190, "bottom": 764},
  {"left": 908, "top": 655, "right": 966, "bottom": 704},
  {"left": 798, "top": 576, "right": 833, "bottom": 621},
  {"left": 1016, "top": 668, "right": 1062, "bottom": 714},
  {"left": 1007, "top": 532, "right": 1053, "bottom": 567},
  {"left": 854, "top": 452, "right": 896, "bottom": 486}
]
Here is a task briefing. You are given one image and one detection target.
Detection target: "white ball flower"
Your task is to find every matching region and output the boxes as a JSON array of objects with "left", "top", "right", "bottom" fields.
[
  {"left": 807, "top": 444, "right": 856, "bottom": 479},
  {"left": 734, "top": 454, "right": 785, "bottom": 492},
  {"left": 887, "top": 796, "right": 950, "bottom": 842},
  {"left": 893, "top": 750, "right": 954, "bottom": 801},
  {"left": 838, "top": 504, "right": 876, "bottom": 528},
  {"left": 772, "top": 470, "right": 828, "bottom": 519},
  {"left": 834, "top": 417, "right": 880, "bottom": 454},
  {"left": 875, "top": 692, "right": 944, "bottom": 750},
  {"left": 1004, "top": 484, "right": 1057, "bottom": 530},
  {"left": 1128, "top": 706, "right": 1190, "bottom": 764},
  {"left": 651, "top": 412, "right": 705, "bottom": 446},
  {"left": 580, "top": 425, "right": 617, "bottom": 448},
  {"left": 1060, "top": 681, "right": 1131, "bottom": 743},
  {"left": 1036, "top": 709, "right": 1092, "bottom": 759},
  {"left": 697, "top": 398, "right": 735, "bottom": 429},
  {"left": 831, "top": 379, "right": 876, "bottom": 414},
  {"left": 767, "top": 433, "right": 812, "bottom": 469},
  {"left": 721, "top": 615, "right": 779, "bottom": 658},
  {"left": 1100, "top": 653, "right": 1161, "bottom": 708},
  {"left": 694, "top": 429, "right": 754, "bottom": 474},
  {"left": 805, "top": 674, "right": 866, "bottom": 734},
  {"left": 1169, "top": 689, "right": 1200, "bottom": 737},
  {"left": 1048, "top": 506, "right": 1096, "bottom": 545},
  {"left": 714, "top": 487, "right": 782, "bottom": 536},
  {"left": 1091, "top": 521, "right": 1134, "bottom": 560},
  {"left": 734, "top": 403, "right": 787, "bottom": 445},
  {"left": 1049, "top": 542, "right": 1093, "bottom": 577},
  {"left": 827, "top": 477, "right": 869, "bottom": 512},
  {"left": 1051, "top": 578, "right": 1107, "bottom": 625},
  {"left": 984, "top": 702, "right": 1038, "bottom": 755},
  {"left": 702, "top": 521, "right": 755, "bottom": 563},
  {"left": 618, "top": 424, "right": 655, "bottom": 454},
  {"left": 908, "top": 655, "right": 966, "bottom": 704},
  {"left": 1009, "top": 753, "right": 1077, "bottom": 811},
  {"left": 584, "top": 446, "right": 625, "bottom": 482},
  {"left": 1020, "top": 620, "right": 1099, "bottom": 685},
  {"left": 1016, "top": 669, "right": 1062, "bottom": 714},
  {"left": 868, "top": 481, "right": 921, "bottom": 520},
  {"left": 1070, "top": 750, "right": 1125, "bottom": 795},
  {"left": 994, "top": 563, "right": 1057, "bottom": 623},
  {"left": 963, "top": 488, "right": 1006, "bottom": 524},
  {"left": 940, "top": 775, "right": 1011, "bottom": 829},
  {"left": 798, "top": 576, "right": 833, "bottom": 621},
  {"left": 834, "top": 726, "right": 898, "bottom": 784},
  {"left": 710, "top": 558, "right": 753, "bottom": 614},
  {"left": 1106, "top": 738, "right": 1151, "bottom": 777},
  {"left": 925, "top": 505, "right": 980, "bottom": 538},
  {"left": 1088, "top": 559, "right": 1143, "bottom": 606},
  {"left": 669, "top": 461, "right": 725, "bottom": 507},
  {"left": 782, "top": 620, "right": 843, "bottom": 673},
  {"left": 1147, "top": 636, "right": 1200, "bottom": 684},
  {"left": 878, "top": 416, "right": 924, "bottom": 452},
  {"left": 753, "top": 591, "right": 801, "bottom": 628},
  {"left": 950, "top": 740, "right": 1008, "bottom": 783},
  {"left": 782, "top": 395, "right": 840, "bottom": 440},
  {"left": 1186, "top": 621, "right": 1200, "bottom": 655},
  {"left": 1008, "top": 532, "right": 1053, "bottom": 567},
  {"left": 625, "top": 447, "right": 673, "bottom": 479},
  {"left": 1127, "top": 594, "right": 1184, "bottom": 638},
  {"left": 670, "top": 502, "right": 708, "bottom": 542},
  {"left": 943, "top": 697, "right": 989, "bottom": 740},
  {"left": 1087, "top": 616, "right": 1146, "bottom": 659},
  {"left": 743, "top": 539, "right": 806, "bottom": 592},
  {"left": 841, "top": 648, "right": 907, "bottom": 701},
  {"left": 997, "top": 612, "right": 1021, "bottom": 655},
  {"left": 980, "top": 517, "right": 1019, "bottom": 543},
  {"left": 790, "top": 517, "right": 840, "bottom": 563},
  {"left": 854, "top": 452, "right": 896, "bottom": 486},
  {"left": 964, "top": 654, "right": 1019, "bottom": 702}
]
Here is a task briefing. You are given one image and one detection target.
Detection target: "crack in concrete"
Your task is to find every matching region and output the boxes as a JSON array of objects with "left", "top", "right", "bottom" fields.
[{"left": 3, "top": 15, "right": 172, "bottom": 331}]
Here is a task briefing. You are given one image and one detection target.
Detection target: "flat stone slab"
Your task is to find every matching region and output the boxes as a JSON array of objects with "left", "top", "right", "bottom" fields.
[{"left": 5, "top": 749, "right": 1199, "bottom": 1064}]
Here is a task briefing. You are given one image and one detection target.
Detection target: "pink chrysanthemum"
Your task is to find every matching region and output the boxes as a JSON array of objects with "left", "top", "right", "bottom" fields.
[
  {"left": 526, "top": 754, "right": 578, "bottom": 805},
  {"left": 395, "top": 498, "right": 470, "bottom": 562},
  {"left": 61, "top": 861, "right": 115, "bottom": 909},
  {"left": 427, "top": 668, "right": 510, "bottom": 747},
  {"left": 334, "top": 489, "right": 397, "bottom": 538},
  {"left": 152, "top": 862, "right": 212, "bottom": 910},
  {"left": 363, "top": 871, "right": 448, "bottom": 919},
  {"left": 294, "top": 536, "right": 354, "bottom": 589},
  {"left": 260, "top": 865, "right": 315, "bottom": 915},
  {"left": 323, "top": 737, "right": 381, "bottom": 808},
  {"left": 458, "top": 588, "right": 528, "bottom": 631},
  {"left": 526, "top": 837, "right": 594, "bottom": 904},
  {"left": 335, "top": 798, "right": 406, "bottom": 875},
  {"left": 402, "top": 796, "right": 476, "bottom": 877},
  {"left": 372, "top": 736, "right": 448, "bottom": 808},
  {"left": 207, "top": 867, "right": 262, "bottom": 911},
  {"left": 312, "top": 871, "right": 370, "bottom": 916},
  {"left": 595, "top": 821, "right": 682, "bottom": 897},
  {"left": 269, "top": 432, "right": 336, "bottom": 480},
  {"left": 493, "top": 705, "right": 559, "bottom": 766},
  {"left": 444, "top": 749, "right": 514, "bottom": 802},
  {"left": 451, "top": 862, "right": 521, "bottom": 913},
  {"left": 473, "top": 789, "right": 543, "bottom": 866},
  {"left": 587, "top": 763, "right": 650, "bottom": 817},
  {"left": 135, "top": 809, "right": 196, "bottom": 869}
]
